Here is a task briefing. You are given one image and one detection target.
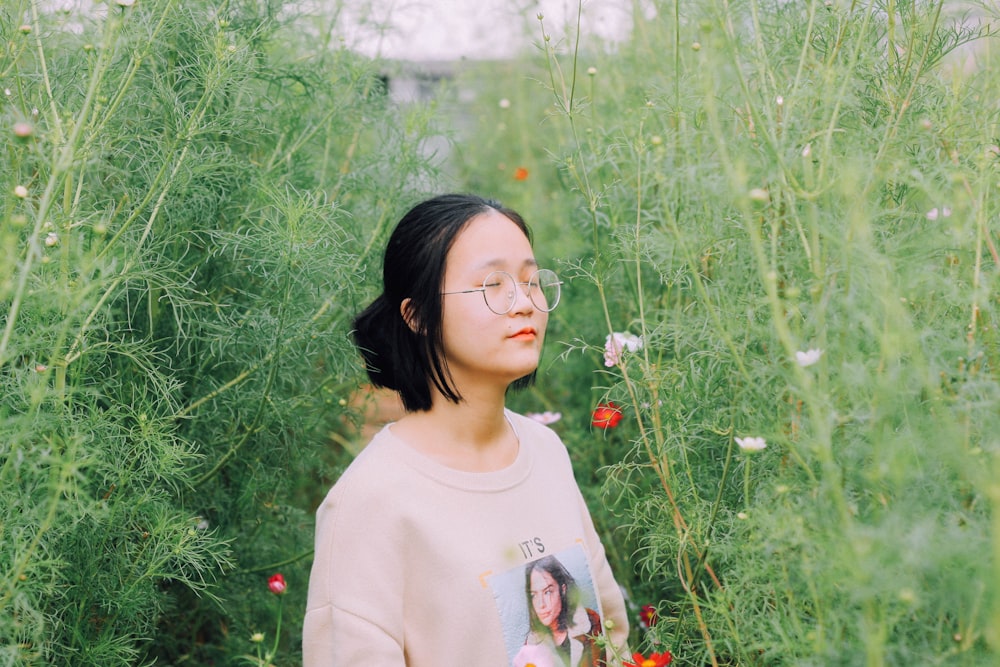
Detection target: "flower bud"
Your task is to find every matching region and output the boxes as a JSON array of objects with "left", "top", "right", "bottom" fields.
[
  {"left": 13, "top": 122, "right": 33, "bottom": 139},
  {"left": 691, "top": 41, "right": 701, "bottom": 51},
  {"left": 44, "top": 232, "right": 59, "bottom": 247},
  {"left": 268, "top": 573, "right": 287, "bottom": 595},
  {"left": 587, "top": 66, "right": 597, "bottom": 76},
  {"left": 19, "top": 24, "right": 31, "bottom": 34}
]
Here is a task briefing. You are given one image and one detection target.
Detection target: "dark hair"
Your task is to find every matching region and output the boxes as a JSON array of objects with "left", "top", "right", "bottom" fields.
[
  {"left": 525, "top": 555, "right": 577, "bottom": 634},
  {"left": 352, "top": 193, "right": 535, "bottom": 412}
]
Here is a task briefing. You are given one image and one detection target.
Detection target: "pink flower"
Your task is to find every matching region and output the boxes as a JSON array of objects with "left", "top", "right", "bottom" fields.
[
  {"left": 526, "top": 411, "right": 562, "bottom": 425},
  {"left": 268, "top": 573, "right": 286, "bottom": 595},
  {"left": 513, "top": 643, "right": 557, "bottom": 667},
  {"left": 604, "top": 331, "right": 643, "bottom": 367},
  {"left": 591, "top": 402, "right": 623, "bottom": 429}
]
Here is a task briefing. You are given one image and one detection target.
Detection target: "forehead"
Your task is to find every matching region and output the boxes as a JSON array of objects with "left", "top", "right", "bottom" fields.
[
  {"left": 530, "top": 568, "right": 557, "bottom": 587},
  {"left": 446, "top": 210, "right": 534, "bottom": 270}
]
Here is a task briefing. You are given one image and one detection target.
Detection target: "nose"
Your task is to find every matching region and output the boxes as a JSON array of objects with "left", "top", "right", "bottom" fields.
[{"left": 510, "top": 281, "right": 535, "bottom": 314}]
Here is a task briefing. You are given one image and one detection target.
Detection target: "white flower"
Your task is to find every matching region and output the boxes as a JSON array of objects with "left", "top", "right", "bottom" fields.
[
  {"left": 801, "top": 143, "right": 811, "bottom": 157},
  {"left": 735, "top": 436, "right": 767, "bottom": 451},
  {"left": 604, "top": 331, "right": 643, "bottom": 367},
  {"left": 748, "top": 187, "right": 769, "bottom": 202},
  {"left": 776, "top": 95, "right": 784, "bottom": 106},
  {"left": 44, "top": 232, "right": 59, "bottom": 247},
  {"left": 14, "top": 185, "right": 28, "bottom": 198},
  {"left": 926, "top": 208, "right": 939, "bottom": 220},
  {"left": 498, "top": 98, "right": 511, "bottom": 109},
  {"left": 526, "top": 411, "right": 562, "bottom": 425},
  {"left": 795, "top": 348, "right": 823, "bottom": 367},
  {"left": 116, "top": 0, "right": 136, "bottom": 6},
  {"left": 587, "top": 66, "right": 597, "bottom": 75}
]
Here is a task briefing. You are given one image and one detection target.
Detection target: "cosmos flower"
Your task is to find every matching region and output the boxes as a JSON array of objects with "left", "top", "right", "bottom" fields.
[
  {"left": 604, "top": 331, "right": 643, "bottom": 367},
  {"left": 512, "top": 643, "right": 556, "bottom": 667},
  {"left": 624, "top": 651, "right": 673, "bottom": 667},
  {"left": 526, "top": 411, "right": 562, "bottom": 425},
  {"left": 735, "top": 436, "right": 767, "bottom": 452},
  {"left": 639, "top": 604, "right": 658, "bottom": 630},
  {"left": 268, "top": 573, "right": 286, "bottom": 595},
  {"left": 795, "top": 348, "right": 822, "bottom": 367},
  {"left": 591, "top": 402, "right": 623, "bottom": 429}
]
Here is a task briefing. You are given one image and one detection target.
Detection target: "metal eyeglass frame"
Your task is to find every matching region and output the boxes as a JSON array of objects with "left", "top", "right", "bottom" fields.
[{"left": 441, "top": 269, "right": 562, "bottom": 315}]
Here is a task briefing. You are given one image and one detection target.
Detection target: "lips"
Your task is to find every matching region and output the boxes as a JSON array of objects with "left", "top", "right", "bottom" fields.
[{"left": 510, "top": 327, "right": 537, "bottom": 340}]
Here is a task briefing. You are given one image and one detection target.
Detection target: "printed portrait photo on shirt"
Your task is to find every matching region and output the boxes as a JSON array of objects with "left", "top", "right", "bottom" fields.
[{"left": 488, "top": 543, "right": 605, "bottom": 667}]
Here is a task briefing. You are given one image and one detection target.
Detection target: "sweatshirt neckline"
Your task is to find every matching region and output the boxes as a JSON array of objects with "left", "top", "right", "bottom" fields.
[{"left": 377, "top": 410, "right": 532, "bottom": 492}]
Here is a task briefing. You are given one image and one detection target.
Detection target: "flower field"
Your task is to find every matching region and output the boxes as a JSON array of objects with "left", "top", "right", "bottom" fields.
[{"left": 2, "top": 0, "right": 999, "bottom": 665}]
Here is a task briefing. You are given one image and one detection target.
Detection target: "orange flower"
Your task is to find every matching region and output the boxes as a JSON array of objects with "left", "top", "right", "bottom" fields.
[
  {"left": 513, "top": 166, "right": 529, "bottom": 181},
  {"left": 591, "top": 402, "right": 623, "bottom": 429},
  {"left": 624, "top": 651, "right": 672, "bottom": 667}
]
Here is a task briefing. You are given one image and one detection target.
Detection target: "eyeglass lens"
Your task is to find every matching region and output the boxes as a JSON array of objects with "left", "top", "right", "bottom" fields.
[{"left": 483, "top": 269, "right": 561, "bottom": 314}]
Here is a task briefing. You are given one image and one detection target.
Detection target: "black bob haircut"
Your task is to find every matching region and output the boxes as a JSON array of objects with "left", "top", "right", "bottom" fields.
[{"left": 352, "top": 193, "right": 536, "bottom": 412}]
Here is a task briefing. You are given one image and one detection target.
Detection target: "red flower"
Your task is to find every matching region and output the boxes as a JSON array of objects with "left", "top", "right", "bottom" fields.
[
  {"left": 513, "top": 166, "right": 529, "bottom": 181},
  {"left": 624, "top": 651, "right": 672, "bottom": 667},
  {"left": 640, "top": 603, "right": 658, "bottom": 629},
  {"left": 591, "top": 402, "right": 623, "bottom": 429},
  {"left": 268, "top": 573, "right": 286, "bottom": 595}
]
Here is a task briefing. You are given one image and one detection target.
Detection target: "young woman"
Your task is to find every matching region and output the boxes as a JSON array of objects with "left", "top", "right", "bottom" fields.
[
  {"left": 303, "top": 194, "right": 629, "bottom": 665},
  {"left": 523, "top": 555, "right": 604, "bottom": 667}
]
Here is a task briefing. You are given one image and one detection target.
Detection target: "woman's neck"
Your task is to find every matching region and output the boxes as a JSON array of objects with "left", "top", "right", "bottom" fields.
[{"left": 390, "top": 388, "right": 518, "bottom": 472}]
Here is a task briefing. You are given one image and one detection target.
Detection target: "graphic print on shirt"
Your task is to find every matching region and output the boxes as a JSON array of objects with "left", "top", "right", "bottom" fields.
[{"left": 488, "top": 543, "right": 606, "bottom": 667}]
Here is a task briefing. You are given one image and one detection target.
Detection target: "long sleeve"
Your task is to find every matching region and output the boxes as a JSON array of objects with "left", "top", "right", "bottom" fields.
[{"left": 303, "top": 459, "right": 407, "bottom": 666}]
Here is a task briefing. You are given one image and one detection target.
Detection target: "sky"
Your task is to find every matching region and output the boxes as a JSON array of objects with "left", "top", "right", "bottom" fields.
[{"left": 333, "top": 0, "right": 640, "bottom": 61}]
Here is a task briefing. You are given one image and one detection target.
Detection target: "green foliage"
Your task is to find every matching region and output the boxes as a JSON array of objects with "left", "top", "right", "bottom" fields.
[
  {"left": 1, "top": 0, "right": 441, "bottom": 664},
  {"left": 5, "top": 0, "right": 999, "bottom": 664},
  {"left": 451, "top": 0, "right": 1000, "bottom": 664}
]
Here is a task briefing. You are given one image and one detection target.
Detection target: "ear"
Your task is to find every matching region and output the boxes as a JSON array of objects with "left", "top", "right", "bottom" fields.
[{"left": 400, "top": 298, "right": 421, "bottom": 334}]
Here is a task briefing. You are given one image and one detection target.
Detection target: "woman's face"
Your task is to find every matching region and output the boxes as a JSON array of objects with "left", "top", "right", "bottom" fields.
[
  {"left": 438, "top": 210, "right": 548, "bottom": 393},
  {"left": 529, "top": 568, "right": 563, "bottom": 631}
]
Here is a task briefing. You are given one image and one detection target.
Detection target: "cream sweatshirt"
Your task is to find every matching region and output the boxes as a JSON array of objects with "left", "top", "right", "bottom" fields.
[{"left": 303, "top": 411, "right": 629, "bottom": 666}]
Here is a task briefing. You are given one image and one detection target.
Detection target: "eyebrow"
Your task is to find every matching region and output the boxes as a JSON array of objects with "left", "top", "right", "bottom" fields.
[{"left": 473, "top": 257, "right": 539, "bottom": 272}]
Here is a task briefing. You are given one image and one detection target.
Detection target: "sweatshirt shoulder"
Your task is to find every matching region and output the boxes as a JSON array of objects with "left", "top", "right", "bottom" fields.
[
  {"left": 317, "top": 428, "right": 407, "bottom": 511},
  {"left": 507, "top": 411, "right": 572, "bottom": 460}
]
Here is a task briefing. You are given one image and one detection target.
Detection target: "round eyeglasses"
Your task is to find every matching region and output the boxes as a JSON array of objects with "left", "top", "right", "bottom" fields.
[{"left": 442, "top": 269, "right": 562, "bottom": 315}]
